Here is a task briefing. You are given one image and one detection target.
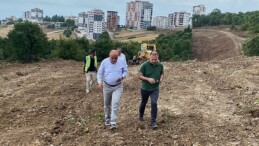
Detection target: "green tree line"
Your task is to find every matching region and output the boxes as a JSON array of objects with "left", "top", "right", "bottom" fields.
[
  {"left": 192, "top": 10, "right": 259, "bottom": 33},
  {"left": 0, "top": 21, "right": 193, "bottom": 63}
]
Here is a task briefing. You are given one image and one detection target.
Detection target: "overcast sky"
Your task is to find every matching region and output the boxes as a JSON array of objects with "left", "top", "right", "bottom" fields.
[{"left": 0, "top": 0, "right": 258, "bottom": 24}]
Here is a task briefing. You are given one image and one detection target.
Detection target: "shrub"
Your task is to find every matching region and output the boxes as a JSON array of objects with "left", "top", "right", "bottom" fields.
[{"left": 242, "top": 35, "right": 259, "bottom": 56}]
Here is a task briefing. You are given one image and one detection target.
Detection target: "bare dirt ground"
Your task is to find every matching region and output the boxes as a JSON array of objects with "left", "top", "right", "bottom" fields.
[
  {"left": 0, "top": 25, "right": 69, "bottom": 40},
  {"left": 192, "top": 28, "right": 245, "bottom": 61},
  {"left": 0, "top": 25, "right": 14, "bottom": 37},
  {"left": 114, "top": 29, "right": 159, "bottom": 42},
  {"left": 1, "top": 29, "right": 259, "bottom": 145}
]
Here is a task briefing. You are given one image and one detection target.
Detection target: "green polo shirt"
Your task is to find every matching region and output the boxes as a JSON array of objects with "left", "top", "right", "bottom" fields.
[{"left": 139, "top": 61, "right": 164, "bottom": 91}]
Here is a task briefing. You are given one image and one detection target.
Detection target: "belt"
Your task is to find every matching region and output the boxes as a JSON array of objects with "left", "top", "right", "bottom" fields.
[{"left": 104, "top": 81, "right": 121, "bottom": 87}]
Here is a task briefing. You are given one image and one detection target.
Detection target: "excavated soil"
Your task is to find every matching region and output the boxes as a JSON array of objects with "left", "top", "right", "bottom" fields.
[{"left": 0, "top": 29, "right": 259, "bottom": 145}]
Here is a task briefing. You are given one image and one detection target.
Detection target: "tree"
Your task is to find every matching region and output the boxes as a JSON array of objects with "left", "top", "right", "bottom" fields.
[
  {"left": 52, "top": 15, "right": 65, "bottom": 22},
  {"left": 51, "top": 38, "right": 85, "bottom": 61},
  {"left": 243, "top": 35, "right": 259, "bottom": 56},
  {"left": 63, "top": 29, "right": 72, "bottom": 37},
  {"left": 43, "top": 16, "right": 52, "bottom": 22},
  {"left": 7, "top": 21, "right": 48, "bottom": 62},
  {"left": 61, "top": 19, "right": 75, "bottom": 27},
  {"left": 147, "top": 26, "right": 156, "bottom": 31}
]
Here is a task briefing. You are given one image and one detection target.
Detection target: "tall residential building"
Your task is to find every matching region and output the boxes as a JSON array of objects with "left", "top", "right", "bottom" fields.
[
  {"left": 126, "top": 0, "right": 153, "bottom": 29},
  {"left": 86, "top": 9, "right": 105, "bottom": 40},
  {"left": 152, "top": 16, "right": 168, "bottom": 29},
  {"left": 78, "top": 12, "right": 87, "bottom": 28},
  {"left": 193, "top": 4, "right": 206, "bottom": 15},
  {"left": 168, "top": 13, "right": 175, "bottom": 28},
  {"left": 23, "top": 8, "right": 43, "bottom": 23},
  {"left": 107, "top": 11, "right": 120, "bottom": 31},
  {"left": 168, "top": 11, "right": 190, "bottom": 28}
]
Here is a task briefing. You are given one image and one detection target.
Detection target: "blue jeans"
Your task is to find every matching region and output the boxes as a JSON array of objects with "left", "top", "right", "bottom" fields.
[{"left": 139, "top": 88, "right": 159, "bottom": 123}]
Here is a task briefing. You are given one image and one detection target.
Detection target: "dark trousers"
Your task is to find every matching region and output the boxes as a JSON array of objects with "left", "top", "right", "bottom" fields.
[{"left": 139, "top": 88, "right": 159, "bottom": 123}]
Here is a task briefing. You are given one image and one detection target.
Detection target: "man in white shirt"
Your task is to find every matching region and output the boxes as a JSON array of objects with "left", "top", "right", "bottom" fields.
[
  {"left": 117, "top": 48, "right": 127, "bottom": 65},
  {"left": 97, "top": 50, "right": 128, "bottom": 130}
]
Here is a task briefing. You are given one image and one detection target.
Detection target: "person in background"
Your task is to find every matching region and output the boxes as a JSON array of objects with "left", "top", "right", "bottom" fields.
[
  {"left": 83, "top": 50, "right": 97, "bottom": 93},
  {"left": 117, "top": 48, "right": 127, "bottom": 65},
  {"left": 97, "top": 50, "right": 128, "bottom": 130},
  {"left": 138, "top": 51, "right": 164, "bottom": 129}
]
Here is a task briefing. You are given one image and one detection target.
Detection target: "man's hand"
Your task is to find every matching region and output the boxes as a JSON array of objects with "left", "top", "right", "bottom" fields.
[
  {"left": 147, "top": 78, "right": 156, "bottom": 84},
  {"left": 116, "top": 77, "right": 123, "bottom": 82},
  {"left": 98, "top": 84, "right": 103, "bottom": 90}
]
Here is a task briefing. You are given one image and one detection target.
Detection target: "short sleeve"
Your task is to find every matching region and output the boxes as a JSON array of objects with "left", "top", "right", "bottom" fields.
[{"left": 139, "top": 63, "right": 145, "bottom": 73}]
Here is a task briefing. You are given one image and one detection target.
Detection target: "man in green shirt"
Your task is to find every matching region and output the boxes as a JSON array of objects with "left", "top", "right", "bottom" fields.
[{"left": 138, "top": 51, "right": 164, "bottom": 129}]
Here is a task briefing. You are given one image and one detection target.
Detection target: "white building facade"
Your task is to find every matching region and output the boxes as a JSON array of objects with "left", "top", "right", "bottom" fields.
[
  {"left": 193, "top": 4, "right": 206, "bottom": 15},
  {"left": 168, "top": 11, "right": 191, "bottom": 28},
  {"left": 126, "top": 0, "right": 153, "bottom": 29},
  {"left": 152, "top": 16, "right": 168, "bottom": 29},
  {"left": 77, "top": 9, "right": 105, "bottom": 40},
  {"left": 23, "top": 8, "right": 43, "bottom": 23}
]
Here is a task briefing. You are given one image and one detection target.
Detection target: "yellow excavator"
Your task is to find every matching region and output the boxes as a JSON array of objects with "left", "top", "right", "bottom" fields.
[{"left": 129, "top": 43, "right": 156, "bottom": 65}]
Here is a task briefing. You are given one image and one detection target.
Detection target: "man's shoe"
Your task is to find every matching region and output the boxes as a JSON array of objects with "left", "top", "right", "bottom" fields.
[
  {"left": 110, "top": 124, "right": 116, "bottom": 130},
  {"left": 138, "top": 117, "right": 144, "bottom": 122},
  {"left": 151, "top": 123, "right": 158, "bottom": 129},
  {"left": 105, "top": 121, "right": 110, "bottom": 126}
]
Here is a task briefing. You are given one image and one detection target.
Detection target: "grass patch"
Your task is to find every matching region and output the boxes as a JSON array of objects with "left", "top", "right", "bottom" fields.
[
  {"left": 94, "top": 113, "right": 104, "bottom": 122},
  {"left": 128, "top": 36, "right": 137, "bottom": 39}
]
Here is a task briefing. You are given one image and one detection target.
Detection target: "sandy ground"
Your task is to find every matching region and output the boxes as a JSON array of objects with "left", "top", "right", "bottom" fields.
[
  {"left": 0, "top": 25, "right": 14, "bottom": 37},
  {"left": 0, "top": 25, "right": 67, "bottom": 40},
  {"left": 114, "top": 29, "right": 159, "bottom": 42}
]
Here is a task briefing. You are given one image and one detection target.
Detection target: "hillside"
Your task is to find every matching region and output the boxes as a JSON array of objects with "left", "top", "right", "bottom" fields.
[
  {"left": 0, "top": 28, "right": 259, "bottom": 145},
  {"left": 114, "top": 29, "right": 159, "bottom": 42}
]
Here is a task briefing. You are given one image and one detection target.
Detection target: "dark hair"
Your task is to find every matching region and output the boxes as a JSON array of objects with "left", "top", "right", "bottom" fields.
[{"left": 90, "top": 49, "right": 96, "bottom": 54}]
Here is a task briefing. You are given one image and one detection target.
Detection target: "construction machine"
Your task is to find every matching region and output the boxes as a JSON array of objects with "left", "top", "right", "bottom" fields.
[{"left": 129, "top": 43, "right": 156, "bottom": 65}]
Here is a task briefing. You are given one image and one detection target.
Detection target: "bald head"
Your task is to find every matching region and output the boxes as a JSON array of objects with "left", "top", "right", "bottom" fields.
[{"left": 109, "top": 50, "right": 119, "bottom": 64}]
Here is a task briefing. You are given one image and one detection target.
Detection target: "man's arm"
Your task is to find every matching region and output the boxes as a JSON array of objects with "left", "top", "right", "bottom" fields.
[
  {"left": 122, "top": 62, "right": 128, "bottom": 79},
  {"left": 159, "top": 73, "right": 164, "bottom": 82},
  {"left": 138, "top": 72, "right": 156, "bottom": 84},
  {"left": 97, "top": 61, "right": 104, "bottom": 84},
  {"left": 116, "top": 61, "right": 128, "bottom": 82},
  {"left": 97, "top": 61, "right": 104, "bottom": 90},
  {"left": 159, "top": 64, "right": 164, "bottom": 82}
]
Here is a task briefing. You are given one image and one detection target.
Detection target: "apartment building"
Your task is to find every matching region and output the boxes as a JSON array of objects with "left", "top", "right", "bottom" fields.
[
  {"left": 78, "top": 12, "right": 87, "bottom": 28},
  {"left": 6, "top": 16, "right": 17, "bottom": 23},
  {"left": 85, "top": 9, "right": 105, "bottom": 40},
  {"left": 23, "top": 8, "right": 43, "bottom": 23},
  {"left": 168, "top": 11, "right": 190, "bottom": 28},
  {"left": 126, "top": 0, "right": 153, "bottom": 29},
  {"left": 106, "top": 11, "right": 120, "bottom": 31},
  {"left": 193, "top": 4, "right": 206, "bottom": 15},
  {"left": 152, "top": 16, "right": 168, "bottom": 29}
]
